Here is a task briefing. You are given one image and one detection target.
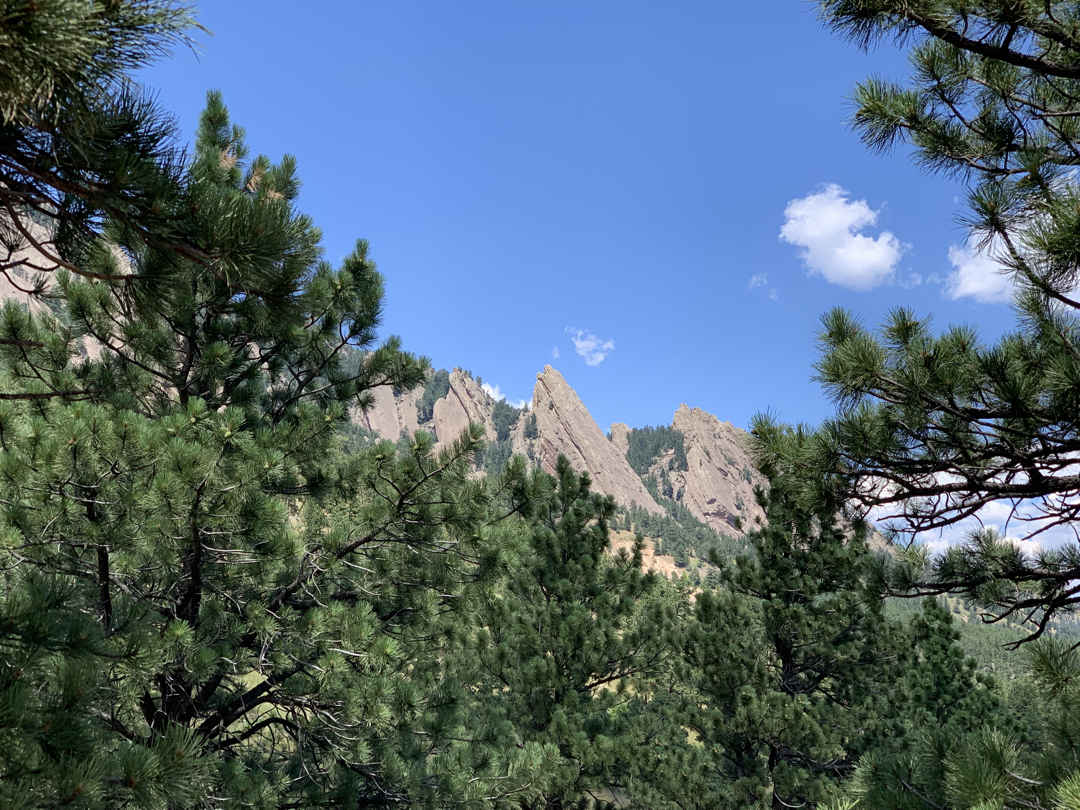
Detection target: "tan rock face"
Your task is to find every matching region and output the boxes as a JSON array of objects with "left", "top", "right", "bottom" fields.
[
  {"left": 668, "top": 404, "right": 767, "bottom": 535},
  {"left": 532, "top": 366, "right": 663, "bottom": 514},
  {"left": 609, "top": 423, "right": 630, "bottom": 459},
  {"left": 354, "top": 384, "right": 422, "bottom": 441},
  {"left": 431, "top": 370, "right": 497, "bottom": 452},
  {"left": 350, "top": 366, "right": 767, "bottom": 539}
]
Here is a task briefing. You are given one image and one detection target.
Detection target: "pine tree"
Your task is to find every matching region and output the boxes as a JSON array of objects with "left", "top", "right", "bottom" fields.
[
  {"left": 657, "top": 479, "right": 897, "bottom": 809},
  {"left": 752, "top": 0, "right": 1080, "bottom": 635},
  {"left": 0, "top": 1, "right": 207, "bottom": 319},
  {"left": 462, "top": 456, "right": 677, "bottom": 809},
  {"left": 0, "top": 86, "right": 543, "bottom": 808},
  {"left": 832, "top": 607, "right": 1080, "bottom": 810}
]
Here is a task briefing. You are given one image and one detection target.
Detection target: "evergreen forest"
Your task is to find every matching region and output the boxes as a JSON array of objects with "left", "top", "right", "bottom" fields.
[{"left": 7, "top": 2, "right": 1080, "bottom": 809}]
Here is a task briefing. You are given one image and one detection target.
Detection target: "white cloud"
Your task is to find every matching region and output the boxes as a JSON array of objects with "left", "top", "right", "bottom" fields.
[
  {"left": 551, "top": 346, "right": 560, "bottom": 360},
  {"left": 780, "top": 183, "right": 906, "bottom": 291},
  {"left": 769, "top": 287, "right": 779, "bottom": 302},
  {"left": 482, "top": 381, "right": 529, "bottom": 410},
  {"left": 482, "top": 382, "right": 506, "bottom": 401},
  {"left": 1004, "top": 535, "right": 1042, "bottom": 557},
  {"left": 566, "top": 327, "right": 615, "bottom": 367},
  {"left": 945, "top": 242, "right": 1013, "bottom": 304}
]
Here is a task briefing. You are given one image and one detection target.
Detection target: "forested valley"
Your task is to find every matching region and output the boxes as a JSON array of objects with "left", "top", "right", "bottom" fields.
[{"left": 6, "top": 2, "right": 1080, "bottom": 809}]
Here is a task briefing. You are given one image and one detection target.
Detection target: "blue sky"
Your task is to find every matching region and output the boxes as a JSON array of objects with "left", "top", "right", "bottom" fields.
[{"left": 141, "top": 1, "right": 1019, "bottom": 434}]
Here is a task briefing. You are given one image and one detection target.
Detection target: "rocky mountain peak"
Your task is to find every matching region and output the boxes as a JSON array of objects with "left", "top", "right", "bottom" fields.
[
  {"left": 532, "top": 366, "right": 664, "bottom": 514},
  {"left": 349, "top": 363, "right": 770, "bottom": 559},
  {"left": 667, "top": 404, "right": 767, "bottom": 535}
]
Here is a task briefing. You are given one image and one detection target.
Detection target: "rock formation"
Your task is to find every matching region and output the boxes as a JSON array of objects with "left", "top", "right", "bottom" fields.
[
  {"left": 350, "top": 364, "right": 769, "bottom": 536},
  {"left": 430, "top": 369, "right": 497, "bottom": 452},
  {"left": 354, "top": 384, "right": 422, "bottom": 442},
  {"left": 666, "top": 405, "right": 767, "bottom": 535},
  {"left": 609, "top": 423, "right": 631, "bottom": 459},
  {"left": 532, "top": 366, "right": 664, "bottom": 514}
]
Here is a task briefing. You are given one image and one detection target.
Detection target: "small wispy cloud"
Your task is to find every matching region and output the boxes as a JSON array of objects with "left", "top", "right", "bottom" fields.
[
  {"left": 551, "top": 346, "right": 560, "bottom": 360},
  {"left": 780, "top": 183, "right": 907, "bottom": 291},
  {"left": 749, "top": 273, "right": 779, "bottom": 301},
  {"left": 899, "top": 272, "right": 924, "bottom": 289},
  {"left": 566, "top": 327, "right": 615, "bottom": 367}
]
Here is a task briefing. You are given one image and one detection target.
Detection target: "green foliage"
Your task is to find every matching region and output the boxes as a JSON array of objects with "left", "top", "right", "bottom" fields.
[
  {"left": 475, "top": 436, "right": 514, "bottom": 475},
  {"left": 758, "top": 4, "right": 1080, "bottom": 804},
  {"left": 625, "top": 425, "right": 688, "bottom": 475},
  {"left": 0, "top": 0, "right": 197, "bottom": 125},
  {"left": 630, "top": 478, "right": 903, "bottom": 809},
  {"left": 417, "top": 368, "right": 451, "bottom": 423},
  {"left": 463, "top": 456, "right": 676, "bottom": 809},
  {"left": 474, "top": 401, "right": 527, "bottom": 475},
  {"left": 833, "top": 606, "right": 1080, "bottom": 810},
  {"left": 523, "top": 411, "right": 538, "bottom": 439},
  {"left": 625, "top": 499, "right": 747, "bottom": 570},
  {"left": 753, "top": 0, "right": 1080, "bottom": 639},
  {"left": 0, "top": 2, "right": 307, "bottom": 319},
  {"left": 0, "top": 87, "right": 562, "bottom": 808},
  {"left": 6, "top": 2, "right": 1077, "bottom": 808},
  {"left": 491, "top": 398, "right": 523, "bottom": 442}
]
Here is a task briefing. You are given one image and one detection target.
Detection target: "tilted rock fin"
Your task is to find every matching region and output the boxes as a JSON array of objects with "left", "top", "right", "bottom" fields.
[{"left": 532, "top": 365, "right": 664, "bottom": 514}]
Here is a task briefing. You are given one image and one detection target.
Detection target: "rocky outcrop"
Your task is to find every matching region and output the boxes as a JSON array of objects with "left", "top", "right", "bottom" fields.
[
  {"left": 668, "top": 405, "right": 767, "bottom": 535},
  {"left": 609, "top": 423, "right": 631, "bottom": 459},
  {"left": 431, "top": 369, "right": 497, "bottom": 452},
  {"left": 532, "top": 366, "right": 664, "bottom": 514},
  {"left": 353, "top": 384, "right": 422, "bottom": 442},
  {"left": 350, "top": 365, "right": 766, "bottom": 535}
]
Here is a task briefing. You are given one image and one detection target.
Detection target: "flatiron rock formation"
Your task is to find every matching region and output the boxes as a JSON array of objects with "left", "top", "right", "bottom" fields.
[
  {"left": 431, "top": 369, "right": 498, "bottom": 453},
  {"left": 668, "top": 405, "right": 767, "bottom": 535},
  {"left": 347, "top": 363, "right": 766, "bottom": 535},
  {"left": 354, "top": 384, "right": 422, "bottom": 442},
  {"left": 532, "top": 366, "right": 664, "bottom": 514}
]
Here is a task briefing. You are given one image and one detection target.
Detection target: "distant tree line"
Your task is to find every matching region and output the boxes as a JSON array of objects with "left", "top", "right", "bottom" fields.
[
  {"left": 625, "top": 425, "right": 688, "bottom": 475},
  {"left": 523, "top": 412, "right": 538, "bottom": 439},
  {"left": 477, "top": 400, "right": 529, "bottom": 475},
  {"left": 492, "top": 398, "right": 520, "bottom": 441}
]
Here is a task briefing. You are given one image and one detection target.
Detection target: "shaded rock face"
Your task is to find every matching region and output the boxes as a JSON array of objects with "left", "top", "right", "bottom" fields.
[
  {"left": 668, "top": 405, "right": 767, "bottom": 535},
  {"left": 354, "top": 369, "right": 502, "bottom": 455},
  {"left": 532, "top": 366, "right": 664, "bottom": 514}
]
